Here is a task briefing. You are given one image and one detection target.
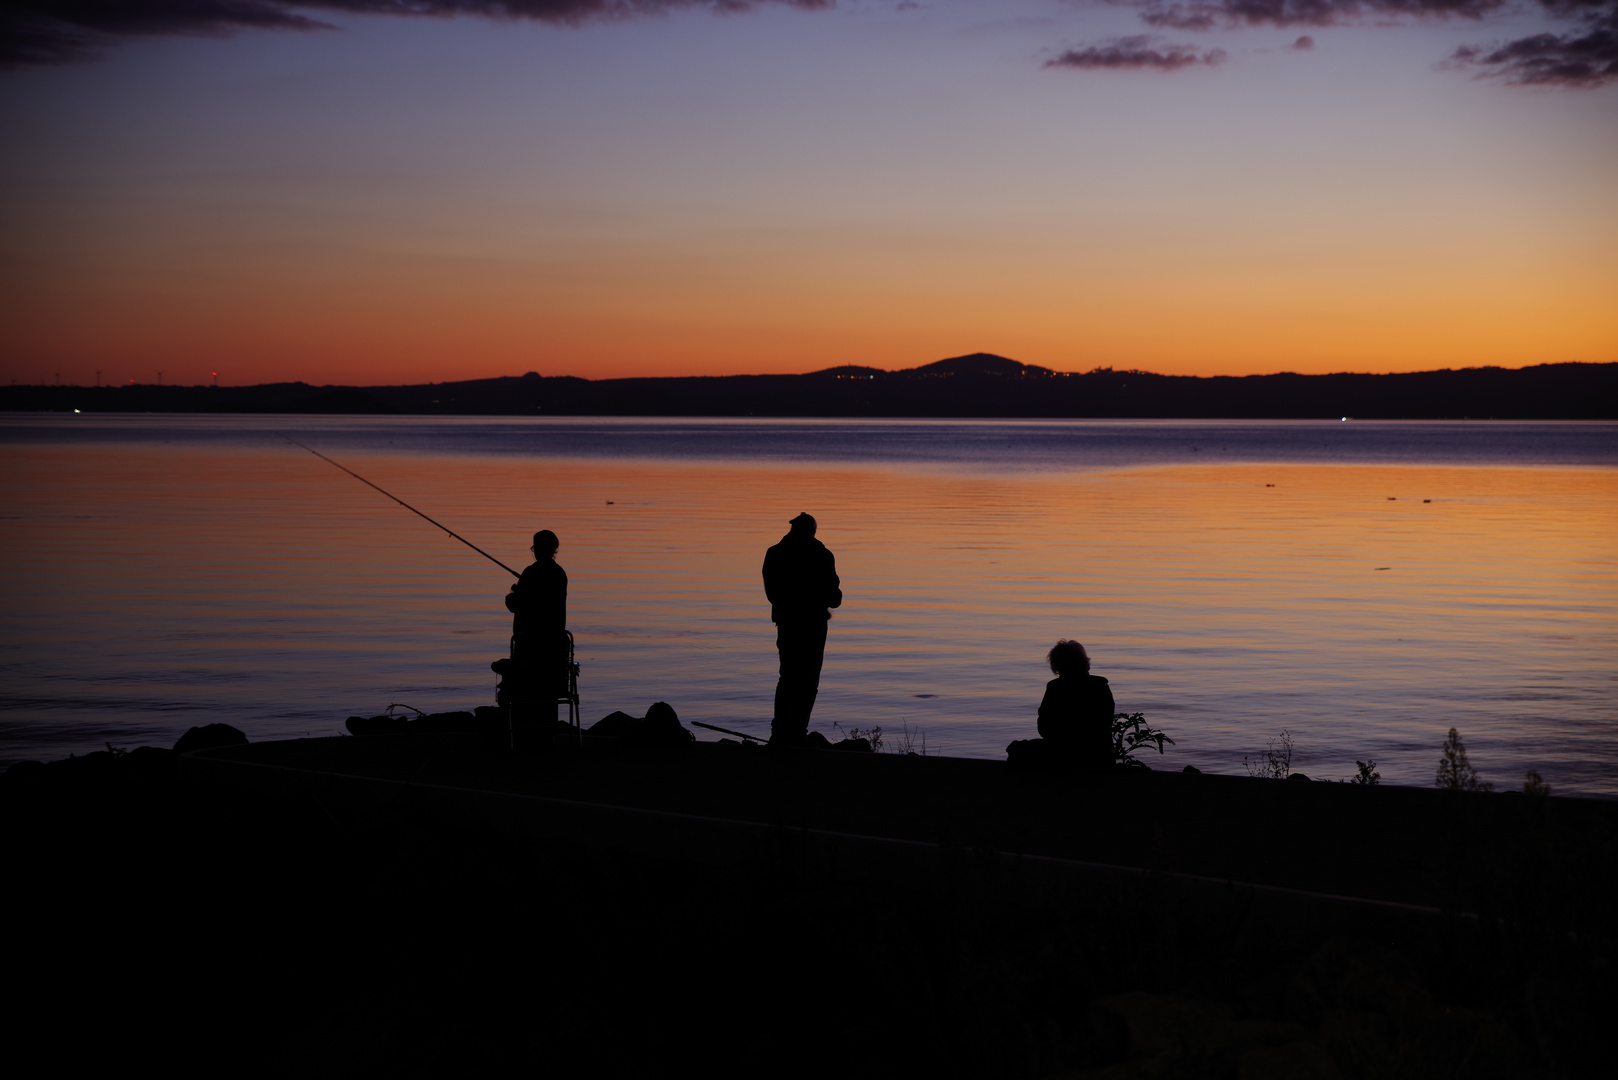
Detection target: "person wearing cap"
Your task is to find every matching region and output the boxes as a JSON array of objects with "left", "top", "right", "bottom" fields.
[
  {"left": 762, "top": 513, "right": 842, "bottom": 746},
  {"left": 505, "top": 530, "right": 568, "bottom": 731}
]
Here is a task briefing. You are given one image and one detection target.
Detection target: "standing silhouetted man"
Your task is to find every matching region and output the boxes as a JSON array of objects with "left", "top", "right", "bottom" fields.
[
  {"left": 763, "top": 513, "right": 842, "bottom": 746},
  {"left": 505, "top": 529, "right": 568, "bottom": 738}
]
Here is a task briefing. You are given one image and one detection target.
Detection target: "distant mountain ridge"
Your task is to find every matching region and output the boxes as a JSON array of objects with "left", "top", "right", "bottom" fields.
[
  {"left": 3, "top": 355, "right": 1614, "bottom": 419},
  {"left": 809, "top": 353, "right": 1054, "bottom": 379}
]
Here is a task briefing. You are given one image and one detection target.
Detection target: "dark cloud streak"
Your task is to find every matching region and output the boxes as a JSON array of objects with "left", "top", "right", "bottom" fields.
[
  {"left": 8, "top": 0, "right": 1615, "bottom": 90},
  {"left": 1449, "top": 11, "right": 1618, "bottom": 85},
  {"left": 1139, "top": 0, "right": 1505, "bottom": 31},
  {"left": 1046, "top": 34, "right": 1226, "bottom": 69},
  {"left": 1127, "top": 0, "right": 1618, "bottom": 88},
  {"left": 1, "top": 0, "right": 831, "bottom": 69}
]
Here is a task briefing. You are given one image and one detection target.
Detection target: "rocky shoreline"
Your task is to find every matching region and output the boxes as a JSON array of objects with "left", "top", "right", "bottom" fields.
[{"left": 7, "top": 725, "right": 1613, "bottom": 1077}]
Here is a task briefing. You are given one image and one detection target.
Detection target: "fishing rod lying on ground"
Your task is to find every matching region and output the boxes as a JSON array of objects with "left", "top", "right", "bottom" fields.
[
  {"left": 690, "top": 721, "right": 766, "bottom": 743},
  {"left": 279, "top": 434, "right": 520, "bottom": 578}
]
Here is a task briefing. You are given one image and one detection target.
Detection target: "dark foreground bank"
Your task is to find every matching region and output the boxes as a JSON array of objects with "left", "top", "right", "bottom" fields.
[{"left": 7, "top": 734, "right": 1614, "bottom": 1079}]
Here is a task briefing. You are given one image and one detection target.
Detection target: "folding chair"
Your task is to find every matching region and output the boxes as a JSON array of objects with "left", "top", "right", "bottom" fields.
[
  {"left": 558, "top": 630, "right": 581, "bottom": 746},
  {"left": 500, "top": 631, "right": 581, "bottom": 750}
]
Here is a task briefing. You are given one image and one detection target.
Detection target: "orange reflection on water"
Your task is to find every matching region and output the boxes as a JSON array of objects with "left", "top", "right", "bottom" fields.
[{"left": 2, "top": 442, "right": 1614, "bottom": 793}]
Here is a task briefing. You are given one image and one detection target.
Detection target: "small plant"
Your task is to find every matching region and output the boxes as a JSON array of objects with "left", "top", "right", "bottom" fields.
[
  {"left": 833, "top": 723, "right": 883, "bottom": 752},
  {"left": 1350, "top": 759, "right": 1381, "bottom": 786},
  {"left": 1244, "top": 729, "right": 1293, "bottom": 779},
  {"left": 1113, "top": 712, "right": 1174, "bottom": 769},
  {"left": 1522, "top": 769, "right": 1550, "bottom": 797},
  {"left": 887, "top": 721, "right": 933, "bottom": 756},
  {"left": 1434, "top": 727, "right": 1492, "bottom": 792}
]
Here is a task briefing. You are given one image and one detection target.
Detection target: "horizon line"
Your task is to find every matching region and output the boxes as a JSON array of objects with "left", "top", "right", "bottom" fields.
[{"left": 10, "top": 357, "right": 1614, "bottom": 391}]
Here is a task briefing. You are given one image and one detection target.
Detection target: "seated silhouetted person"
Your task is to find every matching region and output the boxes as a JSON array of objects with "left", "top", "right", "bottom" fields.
[{"left": 1032, "top": 639, "right": 1115, "bottom": 770}]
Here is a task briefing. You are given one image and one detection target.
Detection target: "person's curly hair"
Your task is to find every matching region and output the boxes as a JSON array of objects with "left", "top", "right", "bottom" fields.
[{"left": 1047, "top": 639, "right": 1090, "bottom": 676}]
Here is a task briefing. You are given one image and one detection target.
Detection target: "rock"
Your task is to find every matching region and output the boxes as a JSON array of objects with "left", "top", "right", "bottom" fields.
[
  {"left": 124, "top": 746, "right": 175, "bottom": 775},
  {"left": 584, "top": 705, "right": 691, "bottom": 754},
  {"left": 472, "top": 705, "right": 506, "bottom": 744},
  {"left": 803, "top": 731, "right": 833, "bottom": 749},
  {"left": 1288, "top": 772, "right": 1312, "bottom": 782},
  {"left": 414, "top": 710, "right": 477, "bottom": 734},
  {"left": 1, "top": 759, "right": 46, "bottom": 787},
  {"left": 1006, "top": 738, "right": 1061, "bottom": 772},
  {"left": 345, "top": 714, "right": 409, "bottom": 736},
  {"left": 173, "top": 724, "right": 248, "bottom": 755},
  {"left": 831, "top": 737, "right": 873, "bottom": 753},
  {"left": 1182, "top": 764, "right": 1202, "bottom": 774},
  {"left": 642, "top": 702, "right": 693, "bottom": 746},
  {"left": 587, "top": 711, "right": 642, "bottom": 738}
]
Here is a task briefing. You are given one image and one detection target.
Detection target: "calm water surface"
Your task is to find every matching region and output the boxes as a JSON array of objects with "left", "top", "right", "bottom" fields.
[{"left": 2, "top": 415, "right": 1614, "bottom": 795}]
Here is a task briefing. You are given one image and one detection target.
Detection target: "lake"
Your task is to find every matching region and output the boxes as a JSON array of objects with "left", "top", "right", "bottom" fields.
[{"left": 2, "top": 414, "right": 1614, "bottom": 795}]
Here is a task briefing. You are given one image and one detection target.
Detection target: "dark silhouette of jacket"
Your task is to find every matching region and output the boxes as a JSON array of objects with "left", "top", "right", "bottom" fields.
[
  {"left": 763, "top": 532, "right": 842, "bottom": 624},
  {"left": 506, "top": 557, "right": 567, "bottom": 665},
  {"left": 1037, "top": 674, "right": 1114, "bottom": 768}
]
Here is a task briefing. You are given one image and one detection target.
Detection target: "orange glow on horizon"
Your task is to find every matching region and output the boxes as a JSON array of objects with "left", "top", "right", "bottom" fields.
[{"left": 5, "top": 241, "right": 1613, "bottom": 387}]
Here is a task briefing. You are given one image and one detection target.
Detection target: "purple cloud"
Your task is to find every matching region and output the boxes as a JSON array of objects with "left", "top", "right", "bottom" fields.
[
  {"left": 1449, "top": 11, "right": 1618, "bottom": 85},
  {"left": 1139, "top": 0, "right": 1506, "bottom": 31},
  {"left": 1046, "top": 34, "right": 1227, "bottom": 70},
  {"left": 6, "top": 0, "right": 1614, "bottom": 90},
  {"left": 1, "top": 0, "right": 832, "bottom": 69},
  {"left": 1127, "top": 0, "right": 1618, "bottom": 88}
]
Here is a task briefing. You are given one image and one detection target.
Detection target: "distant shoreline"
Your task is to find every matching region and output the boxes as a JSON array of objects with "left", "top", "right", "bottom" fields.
[{"left": 4, "top": 354, "right": 1614, "bottom": 420}]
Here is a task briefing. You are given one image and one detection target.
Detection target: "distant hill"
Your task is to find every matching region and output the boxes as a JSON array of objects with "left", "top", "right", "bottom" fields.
[
  {"left": 3, "top": 356, "right": 1614, "bottom": 419},
  {"left": 901, "top": 353, "right": 1055, "bottom": 378}
]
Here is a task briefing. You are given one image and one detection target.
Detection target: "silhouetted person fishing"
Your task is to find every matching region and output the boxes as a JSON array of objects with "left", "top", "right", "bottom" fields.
[
  {"left": 763, "top": 513, "right": 842, "bottom": 747},
  {"left": 505, "top": 530, "right": 568, "bottom": 738},
  {"left": 281, "top": 436, "right": 578, "bottom": 748},
  {"left": 1035, "top": 639, "right": 1115, "bottom": 769}
]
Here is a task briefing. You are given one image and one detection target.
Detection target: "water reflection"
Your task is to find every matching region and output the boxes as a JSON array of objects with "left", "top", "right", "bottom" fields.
[{"left": 1, "top": 423, "right": 1613, "bottom": 795}]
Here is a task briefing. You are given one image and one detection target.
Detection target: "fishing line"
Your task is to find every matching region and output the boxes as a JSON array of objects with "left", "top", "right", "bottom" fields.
[{"left": 279, "top": 433, "right": 520, "bottom": 578}]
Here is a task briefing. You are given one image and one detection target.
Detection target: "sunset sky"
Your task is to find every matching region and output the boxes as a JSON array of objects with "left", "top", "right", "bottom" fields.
[{"left": 2, "top": 1, "right": 1615, "bottom": 387}]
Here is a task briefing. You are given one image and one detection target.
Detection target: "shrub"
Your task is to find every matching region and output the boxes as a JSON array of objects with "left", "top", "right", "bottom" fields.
[
  {"left": 1522, "top": 769, "right": 1550, "bottom": 797},
  {"left": 833, "top": 723, "right": 883, "bottom": 753},
  {"left": 1349, "top": 759, "right": 1381, "bottom": 785},
  {"left": 1112, "top": 712, "right": 1174, "bottom": 769},
  {"left": 886, "top": 720, "right": 934, "bottom": 756},
  {"left": 1434, "top": 727, "right": 1492, "bottom": 792},
  {"left": 1244, "top": 729, "right": 1293, "bottom": 779}
]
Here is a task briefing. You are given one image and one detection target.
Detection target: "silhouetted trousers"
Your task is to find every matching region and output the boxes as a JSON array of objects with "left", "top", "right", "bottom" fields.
[
  {"left": 510, "top": 632, "right": 565, "bottom": 740},
  {"left": 772, "top": 619, "right": 828, "bottom": 742}
]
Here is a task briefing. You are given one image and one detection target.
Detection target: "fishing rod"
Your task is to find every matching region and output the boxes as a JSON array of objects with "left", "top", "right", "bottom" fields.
[
  {"left": 690, "top": 721, "right": 766, "bottom": 743},
  {"left": 279, "top": 434, "right": 520, "bottom": 578}
]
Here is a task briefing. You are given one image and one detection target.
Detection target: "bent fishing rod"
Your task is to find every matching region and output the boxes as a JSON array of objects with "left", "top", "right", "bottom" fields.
[
  {"left": 690, "top": 721, "right": 765, "bottom": 743},
  {"left": 279, "top": 434, "right": 520, "bottom": 578}
]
